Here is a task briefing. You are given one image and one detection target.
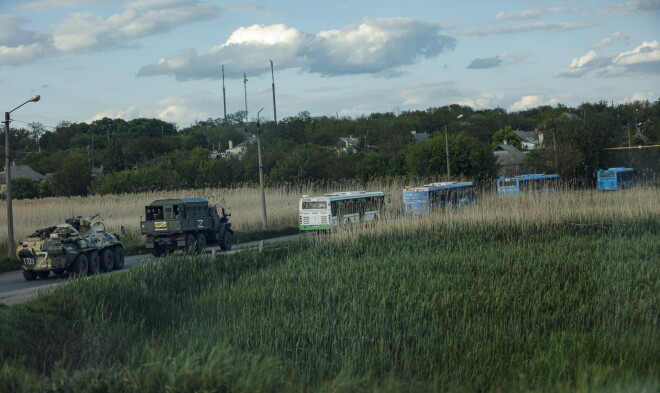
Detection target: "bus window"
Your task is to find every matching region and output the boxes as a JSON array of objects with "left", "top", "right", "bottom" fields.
[{"left": 302, "top": 201, "right": 327, "bottom": 209}]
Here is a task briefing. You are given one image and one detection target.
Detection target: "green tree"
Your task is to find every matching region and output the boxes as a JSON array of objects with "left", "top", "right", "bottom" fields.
[
  {"left": 11, "top": 178, "right": 40, "bottom": 199},
  {"left": 51, "top": 152, "right": 93, "bottom": 196},
  {"left": 405, "top": 132, "right": 496, "bottom": 180},
  {"left": 491, "top": 125, "right": 522, "bottom": 149}
]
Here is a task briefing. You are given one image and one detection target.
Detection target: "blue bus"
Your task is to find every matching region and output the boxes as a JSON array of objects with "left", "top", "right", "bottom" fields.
[
  {"left": 596, "top": 167, "right": 636, "bottom": 191},
  {"left": 497, "top": 174, "right": 560, "bottom": 196},
  {"left": 403, "top": 182, "right": 474, "bottom": 215}
]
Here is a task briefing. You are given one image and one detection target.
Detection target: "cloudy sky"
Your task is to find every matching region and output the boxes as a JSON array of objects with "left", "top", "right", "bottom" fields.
[{"left": 1, "top": 0, "right": 659, "bottom": 128}]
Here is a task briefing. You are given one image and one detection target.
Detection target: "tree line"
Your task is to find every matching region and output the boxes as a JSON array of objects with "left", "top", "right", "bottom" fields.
[{"left": 2, "top": 100, "right": 658, "bottom": 199}]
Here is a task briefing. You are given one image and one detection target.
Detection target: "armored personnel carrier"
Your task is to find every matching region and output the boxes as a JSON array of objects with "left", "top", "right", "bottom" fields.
[
  {"left": 16, "top": 215, "right": 124, "bottom": 281},
  {"left": 140, "top": 198, "right": 233, "bottom": 256}
]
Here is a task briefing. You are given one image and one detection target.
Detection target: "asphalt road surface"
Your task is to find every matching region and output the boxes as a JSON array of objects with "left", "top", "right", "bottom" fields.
[{"left": 0, "top": 234, "right": 302, "bottom": 306}]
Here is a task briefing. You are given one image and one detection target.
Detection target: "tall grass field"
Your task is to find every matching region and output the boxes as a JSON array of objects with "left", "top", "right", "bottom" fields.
[{"left": 0, "top": 186, "right": 658, "bottom": 392}]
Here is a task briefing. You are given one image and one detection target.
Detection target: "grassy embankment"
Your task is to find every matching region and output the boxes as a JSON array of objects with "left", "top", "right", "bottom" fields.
[{"left": 0, "top": 187, "right": 658, "bottom": 392}]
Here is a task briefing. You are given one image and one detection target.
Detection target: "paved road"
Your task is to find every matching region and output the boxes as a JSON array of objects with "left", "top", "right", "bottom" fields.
[{"left": 0, "top": 234, "right": 302, "bottom": 306}]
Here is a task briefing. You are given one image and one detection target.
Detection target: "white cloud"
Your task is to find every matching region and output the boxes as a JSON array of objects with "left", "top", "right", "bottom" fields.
[
  {"left": 593, "top": 32, "right": 629, "bottom": 48},
  {"left": 455, "top": 93, "right": 504, "bottom": 108},
  {"left": 599, "top": 0, "right": 660, "bottom": 15},
  {"left": 613, "top": 40, "right": 660, "bottom": 65},
  {"left": 15, "top": 0, "right": 108, "bottom": 12},
  {"left": 557, "top": 41, "right": 660, "bottom": 78},
  {"left": 0, "top": 1, "right": 222, "bottom": 65},
  {"left": 0, "top": 43, "right": 45, "bottom": 66},
  {"left": 89, "top": 91, "right": 217, "bottom": 125},
  {"left": 626, "top": 91, "right": 655, "bottom": 102},
  {"left": 90, "top": 106, "right": 142, "bottom": 122},
  {"left": 495, "top": 7, "right": 544, "bottom": 20},
  {"left": 138, "top": 18, "right": 457, "bottom": 80},
  {"left": 461, "top": 20, "right": 596, "bottom": 36},
  {"left": 509, "top": 95, "right": 559, "bottom": 111},
  {"left": 465, "top": 51, "right": 531, "bottom": 70},
  {"left": 52, "top": 1, "right": 221, "bottom": 52}
]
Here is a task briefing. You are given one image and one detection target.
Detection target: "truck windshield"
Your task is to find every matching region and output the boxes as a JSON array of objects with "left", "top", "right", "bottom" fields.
[{"left": 146, "top": 206, "right": 164, "bottom": 220}]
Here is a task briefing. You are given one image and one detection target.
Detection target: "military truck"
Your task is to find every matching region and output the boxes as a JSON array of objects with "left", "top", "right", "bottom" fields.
[
  {"left": 16, "top": 215, "right": 124, "bottom": 281},
  {"left": 140, "top": 198, "right": 233, "bottom": 256}
]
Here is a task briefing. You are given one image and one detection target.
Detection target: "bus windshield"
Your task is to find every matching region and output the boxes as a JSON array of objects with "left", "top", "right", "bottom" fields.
[
  {"left": 500, "top": 180, "right": 517, "bottom": 187},
  {"left": 599, "top": 173, "right": 615, "bottom": 178},
  {"left": 302, "top": 201, "right": 328, "bottom": 210}
]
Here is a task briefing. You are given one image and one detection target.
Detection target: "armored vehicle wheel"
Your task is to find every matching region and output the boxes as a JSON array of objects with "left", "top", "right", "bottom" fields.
[
  {"left": 38, "top": 271, "right": 50, "bottom": 279},
  {"left": 100, "top": 249, "right": 114, "bottom": 272},
  {"left": 23, "top": 270, "right": 38, "bottom": 281},
  {"left": 220, "top": 231, "right": 233, "bottom": 251},
  {"left": 53, "top": 268, "right": 66, "bottom": 276},
  {"left": 195, "top": 233, "right": 207, "bottom": 254},
  {"left": 88, "top": 252, "right": 101, "bottom": 275},
  {"left": 185, "top": 233, "right": 197, "bottom": 254},
  {"left": 70, "top": 254, "right": 88, "bottom": 277},
  {"left": 113, "top": 247, "right": 125, "bottom": 270},
  {"left": 151, "top": 245, "right": 165, "bottom": 257}
]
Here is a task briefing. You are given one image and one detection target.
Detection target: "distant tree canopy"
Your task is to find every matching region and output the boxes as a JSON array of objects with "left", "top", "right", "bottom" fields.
[{"left": 2, "top": 100, "right": 657, "bottom": 198}]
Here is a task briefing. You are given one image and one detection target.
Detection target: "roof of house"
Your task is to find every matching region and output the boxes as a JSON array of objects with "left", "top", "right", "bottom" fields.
[
  {"left": 0, "top": 165, "right": 46, "bottom": 184},
  {"left": 513, "top": 130, "right": 541, "bottom": 144},
  {"left": 493, "top": 144, "right": 525, "bottom": 166},
  {"left": 411, "top": 132, "right": 431, "bottom": 142}
]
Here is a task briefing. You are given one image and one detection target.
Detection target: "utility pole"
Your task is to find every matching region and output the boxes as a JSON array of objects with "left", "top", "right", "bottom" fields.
[
  {"left": 270, "top": 60, "right": 277, "bottom": 124},
  {"left": 444, "top": 124, "right": 451, "bottom": 180},
  {"left": 222, "top": 65, "right": 227, "bottom": 123},
  {"left": 243, "top": 73, "right": 248, "bottom": 123},
  {"left": 90, "top": 128, "right": 94, "bottom": 169},
  {"left": 256, "top": 108, "right": 267, "bottom": 231},
  {"left": 552, "top": 128, "right": 559, "bottom": 175}
]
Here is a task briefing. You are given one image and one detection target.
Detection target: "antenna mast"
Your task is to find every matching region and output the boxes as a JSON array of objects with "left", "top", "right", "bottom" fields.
[
  {"left": 222, "top": 65, "right": 227, "bottom": 123},
  {"left": 243, "top": 73, "right": 248, "bottom": 123},
  {"left": 270, "top": 60, "right": 277, "bottom": 124}
]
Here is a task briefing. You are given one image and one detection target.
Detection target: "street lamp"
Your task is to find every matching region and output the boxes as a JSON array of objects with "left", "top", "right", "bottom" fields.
[
  {"left": 256, "top": 108, "right": 267, "bottom": 231},
  {"left": 4, "top": 95, "right": 41, "bottom": 257}
]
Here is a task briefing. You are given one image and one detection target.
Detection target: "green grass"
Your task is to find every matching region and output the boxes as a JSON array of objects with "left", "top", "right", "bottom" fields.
[
  {"left": 0, "top": 216, "right": 658, "bottom": 392},
  {"left": 0, "top": 244, "right": 19, "bottom": 273}
]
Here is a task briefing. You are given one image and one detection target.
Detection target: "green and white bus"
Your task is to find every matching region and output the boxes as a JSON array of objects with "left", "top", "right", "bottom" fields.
[{"left": 299, "top": 191, "right": 385, "bottom": 231}]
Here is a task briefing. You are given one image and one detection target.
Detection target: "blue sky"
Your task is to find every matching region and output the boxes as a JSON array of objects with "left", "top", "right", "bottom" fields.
[{"left": 1, "top": 0, "right": 659, "bottom": 128}]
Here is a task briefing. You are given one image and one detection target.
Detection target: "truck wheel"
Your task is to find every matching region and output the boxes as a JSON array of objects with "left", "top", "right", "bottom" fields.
[
  {"left": 38, "top": 271, "right": 50, "bottom": 279},
  {"left": 23, "top": 270, "right": 38, "bottom": 281},
  {"left": 185, "top": 233, "right": 196, "bottom": 254},
  {"left": 196, "top": 233, "right": 207, "bottom": 254},
  {"left": 113, "top": 247, "right": 125, "bottom": 270},
  {"left": 220, "top": 231, "right": 233, "bottom": 251},
  {"left": 88, "top": 252, "right": 101, "bottom": 275},
  {"left": 151, "top": 245, "right": 165, "bottom": 257},
  {"left": 70, "top": 254, "right": 88, "bottom": 277},
  {"left": 101, "top": 249, "right": 114, "bottom": 272}
]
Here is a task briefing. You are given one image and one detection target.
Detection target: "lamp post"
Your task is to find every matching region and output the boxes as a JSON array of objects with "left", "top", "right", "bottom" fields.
[
  {"left": 270, "top": 60, "right": 277, "bottom": 124},
  {"left": 256, "top": 108, "right": 267, "bottom": 231},
  {"left": 4, "top": 95, "right": 41, "bottom": 257}
]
